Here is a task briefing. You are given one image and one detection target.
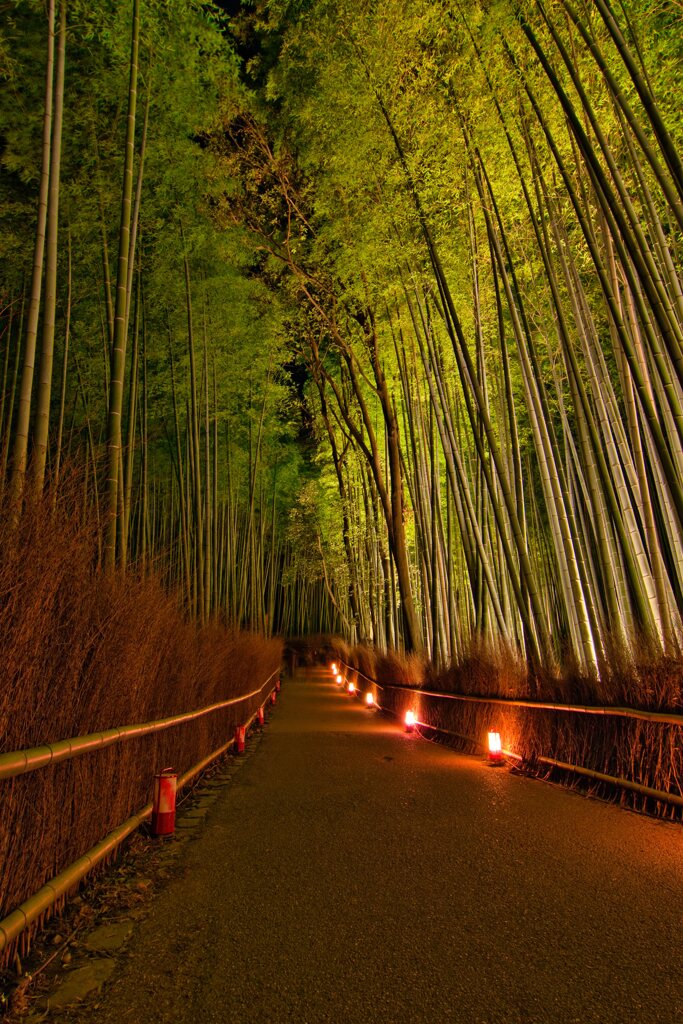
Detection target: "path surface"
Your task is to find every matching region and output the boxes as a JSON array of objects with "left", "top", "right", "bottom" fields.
[{"left": 82, "top": 668, "right": 682, "bottom": 1024}]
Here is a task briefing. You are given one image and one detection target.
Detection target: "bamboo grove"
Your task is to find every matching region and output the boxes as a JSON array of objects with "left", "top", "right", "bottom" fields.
[
  {"left": 2, "top": 0, "right": 683, "bottom": 688},
  {"left": 218, "top": 0, "right": 683, "bottom": 680},
  {"left": 0, "top": 0, "right": 339, "bottom": 638}
]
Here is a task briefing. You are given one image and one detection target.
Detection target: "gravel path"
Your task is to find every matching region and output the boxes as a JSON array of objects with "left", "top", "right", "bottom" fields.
[{"left": 80, "top": 668, "right": 682, "bottom": 1024}]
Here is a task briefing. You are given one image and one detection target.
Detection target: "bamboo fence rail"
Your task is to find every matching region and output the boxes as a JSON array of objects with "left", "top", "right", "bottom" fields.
[
  {"left": 0, "top": 670, "right": 279, "bottom": 781},
  {"left": 338, "top": 660, "right": 683, "bottom": 725},
  {"left": 337, "top": 660, "right": 683, "bottom": 807},
  {"left": 0, "top": 671, "right": 281, "bottom": 954}
]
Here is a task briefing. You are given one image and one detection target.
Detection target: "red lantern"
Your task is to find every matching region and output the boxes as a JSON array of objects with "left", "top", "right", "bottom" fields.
[
  {"left": 152, "top": 768, "right": 177, "bottom": 837},
  {"left": 235, "top": 725, "right": 246, "bottom": 754},
  {"left": 257, "top": 705, "right": 265, "bottom": 726},
  {"left": 405, "top": 710, "right": 416, "bottom": 732}
]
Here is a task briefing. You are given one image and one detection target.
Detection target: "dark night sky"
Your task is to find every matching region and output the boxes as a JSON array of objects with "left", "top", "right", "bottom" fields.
[{"left": 213, "top": 0, "right": 244, "bottom": 17}]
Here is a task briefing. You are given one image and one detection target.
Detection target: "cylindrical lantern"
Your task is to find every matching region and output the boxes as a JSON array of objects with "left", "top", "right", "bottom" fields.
[
  {"left": 270, "top": 690, "right": 277, "bottom": 704},
  {"left": 152, "top": 768, "right": 177, "bottom": 837},
  {"left": 257, "top": 705, "right": 265, "bottom": 726},
  {"left": 235, "top": 724, "right": 246, "bottom": 754},
  {"left": 348, "top": 682, "right": 356, "bottom": 695},
  {"left": 275, "top": 678, "right": 281, "bottom": 693},
  {"left": 365, "top": 691, "right": 374, "bottom": 707},
  {"left": 331, "top": 662, "right": 338, "bottom": 675},
  {"left": 404, "top": 710, "right": 416, "bottom": 732},
  {"left": 336, "top": 673, "right": 343, "bottom": 686},
  {"left": 487, "top": 731, "right": 504, "bottom": 765}
]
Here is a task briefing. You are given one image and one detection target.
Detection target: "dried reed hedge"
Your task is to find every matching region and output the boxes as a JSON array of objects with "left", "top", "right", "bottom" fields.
[
  {"left": 0, "top": 494, "right": 282, "bottom": 938},
  {"left": 323, "top": 637, "right": 682, "bottom": 820}
]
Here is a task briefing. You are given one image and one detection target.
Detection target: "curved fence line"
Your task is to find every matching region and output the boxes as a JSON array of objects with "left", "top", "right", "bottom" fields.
[
  {"left": 0, "top": 677, "right": 280, "bottom": 954},
  {"left": 0, "top": 670, "right": 280, "bottom": 781},
  {"left": 338, "top": 660, "right": 682, "bottom": 726},
  {"left": 336, "top": 663, "right": 681, "bottom": 808}
]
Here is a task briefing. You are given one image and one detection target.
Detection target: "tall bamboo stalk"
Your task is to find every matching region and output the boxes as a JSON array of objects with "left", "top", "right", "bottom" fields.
[{"left": 104, "top": 0, "right": 140, "bottom": 572}]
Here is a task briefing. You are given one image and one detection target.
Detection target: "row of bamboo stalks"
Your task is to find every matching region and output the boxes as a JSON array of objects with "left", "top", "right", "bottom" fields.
[
  {"left": 0, "top": 0, "right": 337, "bottom": 639},
  {"left": 222, "top": 0, "right": 683, "bottom": 689},
  {"left": 7, "top": 0, "right": 683, "bottom": 684}
]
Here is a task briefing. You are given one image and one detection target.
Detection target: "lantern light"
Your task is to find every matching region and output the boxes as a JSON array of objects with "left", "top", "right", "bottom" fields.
[
  {"left": 331, "top": 662, "right": 338, "bottom": 675},
  {"left": 487, "top": 731, "right": 504, "bottom": 765},
  {"left": 365, "top": 691, "right": 374, "bottom": 707},
  {"left": 348, "top": 682, "right": 356, "bottom": 695},
  {"left": 405, "top": 710, "right": 416, "bottom": 732},
  {"left": 336, "top": 673, "right": 343, "bottom": 686}
]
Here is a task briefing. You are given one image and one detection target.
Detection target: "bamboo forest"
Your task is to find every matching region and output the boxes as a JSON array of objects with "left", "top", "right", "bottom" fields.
[
  {"left": 1, "top": 1, "right": 682, "bottom": 1016},
  {"left": 4, "top": 0, "right": 683, "bottom": 678}
]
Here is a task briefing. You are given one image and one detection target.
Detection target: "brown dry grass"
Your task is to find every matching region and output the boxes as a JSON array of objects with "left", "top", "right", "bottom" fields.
[
  {"left": 325, "top": 631, "right": 683, "bottom": 711},
  {"left": 0, "top": 489, "right": 282, "bottom": 937}
]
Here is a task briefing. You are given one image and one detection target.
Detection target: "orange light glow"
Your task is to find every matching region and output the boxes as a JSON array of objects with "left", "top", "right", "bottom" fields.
[
  {"left": 365, "top": 691, "right": 374, "bottom": 706},
  {"left": 488, "top": 731, "right": 502, "bottom": 753},
  {"left": 405, "top": 710, "right": 416, "bottom": 731},
  {"left": 336, "top": 674, "right": 343, "bottom": 685},
  {"left": 331, "top": 662, "right": 338, "bottom": 674},
  {"left": 487, "top": 731, "right": 504, "bottom": 765},
  {"left": 348, "top": 682, "right": 356, "bottom": 694}
]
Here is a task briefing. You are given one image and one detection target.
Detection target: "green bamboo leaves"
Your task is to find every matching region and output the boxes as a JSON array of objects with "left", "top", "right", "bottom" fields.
[
  {"left": 224, "top": 0, "right": 683, "bottom": 675},
  {"left": 2, "top": 0, "right": 682, "bottom": 676}
]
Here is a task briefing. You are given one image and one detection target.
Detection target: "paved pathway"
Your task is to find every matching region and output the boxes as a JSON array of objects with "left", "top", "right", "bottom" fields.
[{"left": 82, "top": 668, "right": 682, "bottom": 1024}]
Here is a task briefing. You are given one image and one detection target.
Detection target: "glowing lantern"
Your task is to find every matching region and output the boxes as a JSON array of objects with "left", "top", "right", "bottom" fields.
[
  {"left": 405, "top": 710, "right": 416, "bottom": 732},
  {"left": 336, "top": 674, "right": 343, "bottom": 686},
  {"left": 348, "top": 682, "right": 356, "bottom": 695},
  {"left": 487, "top": 731, "right": 504, "bottom": 765},
  {"left": 331, "top": 662, "right": 338, "bottom": 675},
  {"left": 365, "top": 691, "right": 374, "bottom": 707}
]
